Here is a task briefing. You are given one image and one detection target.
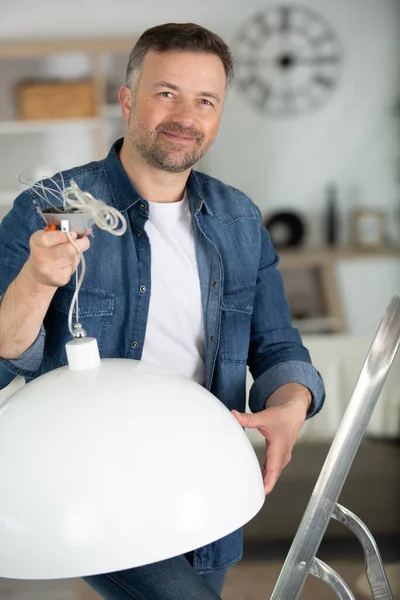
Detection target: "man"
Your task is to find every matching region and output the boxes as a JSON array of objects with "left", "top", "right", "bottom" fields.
[{"left": 0, "top": 23, "right": 324, "bottom": 600}]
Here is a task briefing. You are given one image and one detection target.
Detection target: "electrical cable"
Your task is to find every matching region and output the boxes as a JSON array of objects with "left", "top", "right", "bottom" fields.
[
  {"left": 65, "top": 231, "right": 87, "bottom": 339},
  {"left": 22, "top": 171, "right": 127, "bottom": 340}
]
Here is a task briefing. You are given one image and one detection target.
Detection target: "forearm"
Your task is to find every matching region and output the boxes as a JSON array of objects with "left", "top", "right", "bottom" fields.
[
  {"left": 249, "top": 359, "right": 325, "bottom": 417},
  {"left": 266, "top": 382, "right": 312, "bottom": 414},
  {"left": 0, "top": 265, "right": 56, "bottom": 359}
]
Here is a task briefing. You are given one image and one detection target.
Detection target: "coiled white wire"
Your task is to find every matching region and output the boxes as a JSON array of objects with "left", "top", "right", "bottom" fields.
[{"left": 61, "top": 180, "right": 127, "bottom": 236}]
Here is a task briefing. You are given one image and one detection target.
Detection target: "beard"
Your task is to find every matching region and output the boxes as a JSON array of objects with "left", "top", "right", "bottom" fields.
[{"left": 127, "top": 113, "right": 212, "bottom": 173}]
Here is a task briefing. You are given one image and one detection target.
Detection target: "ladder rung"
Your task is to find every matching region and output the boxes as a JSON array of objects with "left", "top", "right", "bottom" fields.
[
  {"left": 310, "top": 557, "right": 356, "bottom": 600},
  {"left": 332, "top": 504, "right": 394, "bottom": 600}
]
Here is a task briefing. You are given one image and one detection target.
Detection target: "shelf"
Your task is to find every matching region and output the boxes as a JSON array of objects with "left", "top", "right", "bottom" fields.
[
  {"left": 0, "top": 117, "right": 102, "bottom": 135},
  {"left": 0, "top": 37, "right": 135, "bottom": 59},
  {"left": 0, "top": 37, "right": 136, "bottom": 221},
  {"left": 0, "top": 107, "right": 122, "bottom": 136},
  {"left": 278, "top": 245, "right": 400, "bottom": 268}
]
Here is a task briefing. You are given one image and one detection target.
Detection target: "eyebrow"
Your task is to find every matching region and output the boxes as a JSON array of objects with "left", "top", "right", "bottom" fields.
[{"left": 154, "top": 80, "right": 222, "bottom": 104}]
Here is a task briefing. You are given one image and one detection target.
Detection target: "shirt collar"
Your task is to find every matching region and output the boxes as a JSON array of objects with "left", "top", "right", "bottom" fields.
[
  {"left": 104, "top": 138, "right": 213, "bottom": 216},
  {"left": 104, "top": 138, "right": 143, "bottom": 212}
]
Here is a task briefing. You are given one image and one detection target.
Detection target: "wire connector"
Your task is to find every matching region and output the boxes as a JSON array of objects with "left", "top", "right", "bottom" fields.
[
  {"left": 60, "top": 219, "right": 70, "bottom": 233},
  {"left": 72, "top": 322, "right": 87, "bottom": 339}
]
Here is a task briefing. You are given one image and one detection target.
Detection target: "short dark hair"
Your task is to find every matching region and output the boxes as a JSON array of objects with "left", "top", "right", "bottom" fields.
[{"left": 126, "top": 23, "right": 234, "bottom": 92}]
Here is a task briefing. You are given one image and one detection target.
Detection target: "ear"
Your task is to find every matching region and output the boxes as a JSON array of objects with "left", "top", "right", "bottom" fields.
[{"left": 119, "top": 86, "right": 132, "bottom": 121}]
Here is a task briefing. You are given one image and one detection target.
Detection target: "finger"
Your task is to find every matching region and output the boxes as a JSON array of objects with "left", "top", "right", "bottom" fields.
[
  {"left": 73, "top": 235, "right": 91, "bottom": 253},
  {"left": 37, "top": 256, "right": 77, "bottom": 280},
  {"left": 48, "top": 236, "right": 90, "bottom": 260},
  {"left": 263, "top": 469, "right": 281, "bottom": 495},
  {"left": 41, "top": 242, "right": 80, "bottom": 261},
  {"left": 263, "top": 441, "right": 286, "bottom": 494},
  {"left": 55, "top": 256, "right": 81, "bottom": 271},
  {"left": 31, "top": 230, "right": 78, "bottom": 248},
  {"left": 58, "top": 263, "right": 78, "bottom": 278},
  {"left": 231, "top": 410, "right": 265, "bottom": 430},
  {"left": 262, "top": 439, "right": 270, "bottom": 471}
]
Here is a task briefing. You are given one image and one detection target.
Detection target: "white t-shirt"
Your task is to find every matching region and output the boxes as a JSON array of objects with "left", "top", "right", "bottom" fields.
[{"left": 141, "top": 195, "right": 206, "bottom": 385}]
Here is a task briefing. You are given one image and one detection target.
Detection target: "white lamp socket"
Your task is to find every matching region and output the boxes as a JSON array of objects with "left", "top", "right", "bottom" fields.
[{"left": 65, "top": 337, "right": 101, "bottom": 371}]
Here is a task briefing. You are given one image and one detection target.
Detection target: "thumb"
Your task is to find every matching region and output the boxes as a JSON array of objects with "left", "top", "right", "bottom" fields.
[{"left": 232, "top": 410, "right": 263, "bottom": 429}]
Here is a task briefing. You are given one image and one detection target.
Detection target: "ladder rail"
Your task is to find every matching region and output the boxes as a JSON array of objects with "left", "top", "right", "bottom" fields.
[{"left": 270, "top": 296, "right": 400, "bottom": 600}]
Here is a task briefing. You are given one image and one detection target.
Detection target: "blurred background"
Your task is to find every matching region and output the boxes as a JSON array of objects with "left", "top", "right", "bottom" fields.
[{"left": 0, "top": 0, "right": 399, "bottom": 598}]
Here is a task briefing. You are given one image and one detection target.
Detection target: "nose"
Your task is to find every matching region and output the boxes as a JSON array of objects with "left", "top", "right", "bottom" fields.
[{"left": 170, "top": 98, "right": 196, "bottom": 128}]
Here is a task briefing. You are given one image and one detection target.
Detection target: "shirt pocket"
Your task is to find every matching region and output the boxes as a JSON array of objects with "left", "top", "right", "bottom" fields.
[
  {"left": 44, "top": 285, "right": 115, "bottom": 367},
  {"left": 220, "top": 284, "right": 255, "bottom": 363}
]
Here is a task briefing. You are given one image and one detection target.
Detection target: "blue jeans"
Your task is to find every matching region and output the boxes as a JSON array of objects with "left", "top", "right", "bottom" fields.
[{"left": 83, "top": 554, "right": 226, "bottom": 599}]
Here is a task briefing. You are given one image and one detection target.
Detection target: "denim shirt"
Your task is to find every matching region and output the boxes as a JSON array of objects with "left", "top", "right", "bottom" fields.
[{"left": 0, "top": 138, "right": 324, "bottom": 573}]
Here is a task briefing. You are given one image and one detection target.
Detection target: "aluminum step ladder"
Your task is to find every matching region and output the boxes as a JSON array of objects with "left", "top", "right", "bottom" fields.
[{"left": 270, "top": 295, "right": 400, "bottom": 600}]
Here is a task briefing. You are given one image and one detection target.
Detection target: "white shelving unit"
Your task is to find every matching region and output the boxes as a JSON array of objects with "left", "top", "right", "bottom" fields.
[
  {"left": 0, "top": 116, "right": 102, "bottom": 135},
  {"left": 278, "top": 246, "right": 400, "bottom": 334},
  {"left": 0, "top": 37, "right": 134, "bottom": 221}
]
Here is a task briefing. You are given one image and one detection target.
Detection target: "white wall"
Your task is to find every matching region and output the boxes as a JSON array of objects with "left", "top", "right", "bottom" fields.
[
  {"left": 212, "top": 2, "right": 400, "bottom": 227},
  {"left": 1, "top": 0, "right": 399, "bottom": 335}
]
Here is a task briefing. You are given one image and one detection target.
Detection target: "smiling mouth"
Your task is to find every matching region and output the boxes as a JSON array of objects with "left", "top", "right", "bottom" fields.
[{"left": 160, "top": 131, "right": 197, "bottom": 143}]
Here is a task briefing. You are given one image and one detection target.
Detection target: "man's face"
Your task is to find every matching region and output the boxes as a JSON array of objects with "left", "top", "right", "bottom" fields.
[{"left": 120, "top": 50, "right": 227, "bottom": 173}]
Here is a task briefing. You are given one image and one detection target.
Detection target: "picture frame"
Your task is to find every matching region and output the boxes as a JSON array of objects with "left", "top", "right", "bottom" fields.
[
  {"left": 352, "top": 209, "right": 386, "bottom": 248},
  {"left": 277, "top": 249, "right": 346, "bottom": 335}
]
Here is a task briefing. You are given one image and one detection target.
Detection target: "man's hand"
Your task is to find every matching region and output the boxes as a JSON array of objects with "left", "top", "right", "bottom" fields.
[
  {"left": 23, "top": 229, "right": 91, "bottom": 289},
  {"left": 0, "top": 228, "right": 91, "bottom": 360},
  {"left": 233, "top": 383, "right": 311, "bottom": 495}
]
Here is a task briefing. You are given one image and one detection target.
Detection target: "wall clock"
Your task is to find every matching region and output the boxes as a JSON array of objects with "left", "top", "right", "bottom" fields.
[{"left": 232, "top": 5, "right": 342, "bottom": 116}]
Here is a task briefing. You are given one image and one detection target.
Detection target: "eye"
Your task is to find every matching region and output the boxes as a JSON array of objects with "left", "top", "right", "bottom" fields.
[
  {"left": 159, "top": 91, "right": 174, "bottom": 98},
  {"left": 199, "top": 99, "right": 213, "bottom": 106}
]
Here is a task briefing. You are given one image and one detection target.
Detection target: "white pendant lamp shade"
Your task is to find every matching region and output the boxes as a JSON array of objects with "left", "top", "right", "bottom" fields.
[{"left": 0, "top": 342, "right": 264, "bottom": 580}]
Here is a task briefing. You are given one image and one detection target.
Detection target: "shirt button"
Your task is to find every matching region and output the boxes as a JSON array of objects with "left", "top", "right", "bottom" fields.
[
  {"left": 197, "top": 200, "right": 202, "bottom": 209},
  {"left": 212, "top": 281, "right": 218, "bottom": 288},
  {"left": 140, "top": 285, "right": 146, "bottom": 293},
  {"left": 140, "top": 203, "right": 146, "bottom": 210},
  {"left": 131, "top": 341, "right": 138, "bottom": 349},
  {"left": 137, "top": 230, "right": 143, "bottom": 237},
  {"left": 209, "top": 335, "right": 215, "bottom": 342}
]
